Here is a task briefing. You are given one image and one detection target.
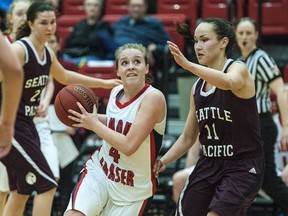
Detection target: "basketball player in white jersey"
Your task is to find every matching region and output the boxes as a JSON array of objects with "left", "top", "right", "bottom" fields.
[{"left": 65, "top": 43, "right": 167, "bottom": 216}]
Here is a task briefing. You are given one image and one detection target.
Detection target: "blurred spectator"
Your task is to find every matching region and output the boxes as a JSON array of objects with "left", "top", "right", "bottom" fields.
[
  {"left": 62, "top": 0, "right": 115, "bottom": 65},
  {"left": 112, "top": 0, "right": 171, "bottom": 89},
  {"left": 0, "top": 0, "right": 13, "bottom": 31},
  {"left": 4, "top": 0, "right": 31, "bottom": 42}
]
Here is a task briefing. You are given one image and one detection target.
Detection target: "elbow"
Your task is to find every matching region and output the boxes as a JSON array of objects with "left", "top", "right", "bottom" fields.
[
  {"left": 223, "top": 79, "right": 233, "bottom": 90},
  {"left": 222, "top": 79, "right": 238, "bottom": 91},
  {"left": 122, "top": 148, "right": 135, "bottom": 157},
  {"left": 121, "top": 145, "right": 138, "bottom": 157}
]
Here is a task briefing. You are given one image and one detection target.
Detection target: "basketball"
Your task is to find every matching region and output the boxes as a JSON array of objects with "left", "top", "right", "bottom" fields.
[{"left": 54, "top": 84, "right": 98, "bottom": 127}]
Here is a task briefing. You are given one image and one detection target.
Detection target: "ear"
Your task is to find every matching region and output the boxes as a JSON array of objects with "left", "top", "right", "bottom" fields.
[
  {"left": 255, "top": 31, "right": 259, "bottom": 40},
  {"left": 220, "top": 37, "right": 229, "bottom": 49},
  {"left": 145, "top": 64, "right": 149, "bottom": 74},
  {"left": 28, "top": 20, "right": 33, "bottom": 31}
]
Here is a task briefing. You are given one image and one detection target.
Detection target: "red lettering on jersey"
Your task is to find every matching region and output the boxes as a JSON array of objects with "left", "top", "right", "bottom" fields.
[
  {"left": 123, "top": 122, "right": 132, "bottom": 135},
  {"left": 115, "top": 166, "right": 121, "bottom": 183},
  {"left": 108, "top": 163, "right": 115, "bottom": 181},
  {"left": 116, "top": 120, "right": 123, "bottom": 133},
  {"left": 109, "top": 147, "right": 120, "bottom": 163},
  {"left": 108, "top": 118, "right": 132, "bottom": 135},
  {"left": 126, "top": 171, "right": 135, "bottom": 186},
  {"left": 100, "top": 157, "right": 108, "bottom": 175},
  {"left": 99, "top": 157, "right": 135, "bottom": 187},
  {"left": 108, "top": 118, "right": 115, "bottom": 130},
  {"left": 121, "top": 170, "right": 126, "bottom": 185}
]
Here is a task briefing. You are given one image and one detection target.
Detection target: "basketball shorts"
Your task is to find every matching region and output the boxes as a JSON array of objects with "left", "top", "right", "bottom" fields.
[
  {"left": 1, "top": 119, "right": 57, "bottom": 195},
  {"left": 34, "top": 116, "right": 60, "bottom": 178},
  {"left": 183, "top": 165, "right": 195, "bottom": 175},
  {"left": 177, "top": 155, "right": 264, "bottom": 216},
  {"left": 0, "top": 162, "right": 9, "bottom": 192},
  {"left": 65, "top": 158, "right": 152, "bottom": 216}
]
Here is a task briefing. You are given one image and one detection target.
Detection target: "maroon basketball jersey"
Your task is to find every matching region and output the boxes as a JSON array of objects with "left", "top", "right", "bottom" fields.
[
  {"left": 16, "top": 37, "right": 52, "bottom": 118},
  {"left": 194, "top": 60, "right": 263, "bottom": 159}
]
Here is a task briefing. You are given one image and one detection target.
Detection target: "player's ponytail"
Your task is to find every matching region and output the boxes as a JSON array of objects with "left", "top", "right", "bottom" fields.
[
  {"left": 16, "top": 22, "right": 30, "bottom": 40},
  {"left": 175, "top": 22, "right": 194, "bottom": 43}
]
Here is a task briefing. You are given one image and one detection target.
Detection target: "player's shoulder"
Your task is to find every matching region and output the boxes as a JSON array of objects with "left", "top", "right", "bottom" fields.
[
  {"left": 229, "top": 60, "right": 249, "bottom": 72},
  {"left": 11, "top": 40, "right": 26, "bottom": 65},
  {"left": 144, "top": 86, "right": 165, "bottom": 103}
]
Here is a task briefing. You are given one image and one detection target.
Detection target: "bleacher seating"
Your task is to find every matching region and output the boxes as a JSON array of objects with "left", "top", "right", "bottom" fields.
[
  {"left": 156, "top": 0, "right": 198, "bottom": 32},
  {"left": 56, "top": 14, "right": 85, "bottom": 49},
  {"left": 103, "top": 13, "right": 187, "bottom": 52},
  {"left": 200, "top": 0, "right": 245, "bottom": 24},
  {"left": 247, "top": 0, "right": 288, "bottom": 35},
  {"left": 61, "top": 0, "right": 84, "bottom": 15},
  {"left": 201, "top": 0, "right": 229, "bottom": 19},
  {"left": 104, "top": 0, "right": 128, "bottom": 15},
  {"left": 152, "top": 13, "right": 187, "bottom": 52}
]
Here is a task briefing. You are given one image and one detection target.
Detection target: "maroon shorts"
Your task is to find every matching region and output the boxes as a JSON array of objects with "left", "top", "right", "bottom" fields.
[
  {"left": 176, "top": 155, "right": 264, "bottom": 216},
  {"left": 1, "top": 118, "right": 57, "bottom": 195}
]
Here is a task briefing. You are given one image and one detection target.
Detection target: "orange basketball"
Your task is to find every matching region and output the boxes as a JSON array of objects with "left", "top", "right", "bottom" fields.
[{"left": 54, "top": 84, "right": 98, "bottom": 127}]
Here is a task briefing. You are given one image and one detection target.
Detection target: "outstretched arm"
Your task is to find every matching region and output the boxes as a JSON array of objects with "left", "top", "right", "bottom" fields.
[
  {"left": 167, "top": 41, "right": 251, "bottom": 92},
  {"left": 50, "top": 52, "right": 122, "bottom": 89}
]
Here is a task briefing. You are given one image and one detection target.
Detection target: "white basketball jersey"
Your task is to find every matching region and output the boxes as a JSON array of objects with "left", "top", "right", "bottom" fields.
[{"left": 93, "top": 83, "right": 166, "bottom": 205}]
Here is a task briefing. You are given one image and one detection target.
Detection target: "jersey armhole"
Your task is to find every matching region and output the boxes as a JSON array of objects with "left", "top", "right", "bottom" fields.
[{"left": 16, "top": 40, "right": 29, "bottom": 64}]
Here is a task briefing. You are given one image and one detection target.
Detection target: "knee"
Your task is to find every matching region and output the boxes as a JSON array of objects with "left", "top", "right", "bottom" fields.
[{"left": 172, "top": 171, "right": 188, "bottom": 189}]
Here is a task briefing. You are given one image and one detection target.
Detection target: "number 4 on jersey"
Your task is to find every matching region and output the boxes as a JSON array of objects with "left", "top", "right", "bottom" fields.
[{"left": 109, "top": 147, "right": 120, "bottom": 163}]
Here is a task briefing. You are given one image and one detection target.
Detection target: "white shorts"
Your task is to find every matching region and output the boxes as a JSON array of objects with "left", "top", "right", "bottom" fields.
[
  {"left": 34, "top": 116, "right": 60, "bottom": 179},
  {"left": 65, "top": 159, "right": 148, "bottom": 216},
  {"left": 0, "top": 162, "right": 9, "bottom": 192}
]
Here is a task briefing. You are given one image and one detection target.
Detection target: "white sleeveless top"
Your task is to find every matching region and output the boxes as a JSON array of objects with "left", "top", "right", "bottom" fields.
[{"left": 93, "top": 84, "right": 166, "bottom": 204}]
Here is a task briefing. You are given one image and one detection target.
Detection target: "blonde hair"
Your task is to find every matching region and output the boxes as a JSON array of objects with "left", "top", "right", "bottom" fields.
[
  {"left": 115, "top": 43, "right": 153, "bottom": 83},
  {"left": 115, "top": 43, "right": 148, "bottom": 69},
  {"left": 5, "top": 0, "right": 32, "bottom": 34}
]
